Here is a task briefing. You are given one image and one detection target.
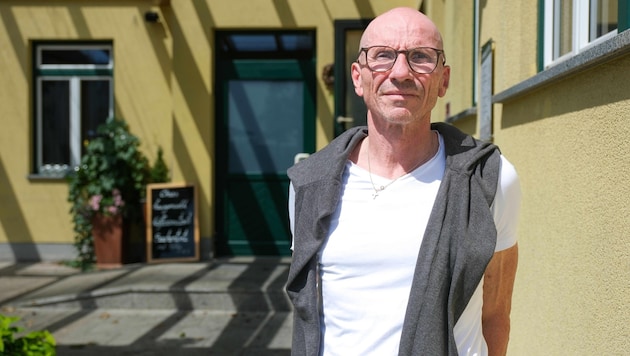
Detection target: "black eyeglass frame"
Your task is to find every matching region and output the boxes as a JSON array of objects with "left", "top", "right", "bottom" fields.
[{"left": 357, "top": 46, "right": 446, "bottom": 74}]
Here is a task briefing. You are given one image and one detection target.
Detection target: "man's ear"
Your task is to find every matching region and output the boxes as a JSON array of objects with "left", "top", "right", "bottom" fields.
[
  {"left": 351, "top": 62, "right": 364, "bottom": 97},
  {"left": 438, "top": 65, "right": 450, "bottom": 98}
]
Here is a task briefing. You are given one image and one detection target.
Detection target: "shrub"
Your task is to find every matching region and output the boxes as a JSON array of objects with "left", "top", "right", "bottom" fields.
[
  {"left": 150, "top": 146, "right": 170, "bottom": 184},
  {"left": 0, "top": 314, "right": 56, "bottom": 356},
  {"left": 67, "top": 117, "right": 150, "bottom": 270}
]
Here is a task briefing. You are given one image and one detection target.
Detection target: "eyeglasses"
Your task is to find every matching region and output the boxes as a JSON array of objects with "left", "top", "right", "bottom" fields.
[{"left": 358, "top": 46, "right": 446, "bottom": 74}]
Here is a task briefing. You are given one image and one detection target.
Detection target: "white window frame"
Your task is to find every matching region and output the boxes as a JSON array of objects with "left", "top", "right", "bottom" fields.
[
  {"left": 35, "top": 76, "right": 114, "bottom": 175},
  {"left": 544, "top": 0, "right": 618, "bottom": 68},
  {"left": 34, "top": 43, "right": 113, "bottom": 177},
  {"left": 36, "top": 44, "right": 114, "bottom": 70}
]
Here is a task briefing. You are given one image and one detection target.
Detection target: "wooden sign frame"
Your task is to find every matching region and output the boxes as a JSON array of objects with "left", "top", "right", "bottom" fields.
[{"left": 146, "top": 182, "right": 200, "bottom": 263}]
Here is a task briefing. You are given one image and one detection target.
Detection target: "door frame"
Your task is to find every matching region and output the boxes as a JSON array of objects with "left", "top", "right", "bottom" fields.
[{"left": 214, "top": 30, "right": 316, "bottom": 256}]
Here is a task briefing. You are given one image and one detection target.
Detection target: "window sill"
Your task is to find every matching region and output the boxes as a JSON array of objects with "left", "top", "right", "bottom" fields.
[
  {"left": 27, "top": 174, "right": 68, "bottom": 182},
  {"left": 493, "top": 29, "right": 630, "bottom": 104},
  {"left": 446, "top": 107, "right": 477, "bottom": 124}
]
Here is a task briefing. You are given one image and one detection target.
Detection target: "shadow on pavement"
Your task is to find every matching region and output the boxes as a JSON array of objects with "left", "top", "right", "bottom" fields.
[{"left": 0, "top": 257, "right": 292, "bottom": 355}]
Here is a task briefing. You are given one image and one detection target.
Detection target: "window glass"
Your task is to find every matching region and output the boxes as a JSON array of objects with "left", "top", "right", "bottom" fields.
[
  {"left": 81, "top": 80, "right": 111, "bottom": 142},
  {"left": 228, "top": 80, "right": 303, "bottom": 174},
  {"left": 590, "top": 0, "right": 618, "bottom": 40},
  {"left": 218, "top": 32, "right": 314, "bottom": 55},
  {"left": 279, "top": 34, "right": 313, "bottom": 51},
  {"left": 229, "top": 35, "right": 277, "bottom": 52},
  {"left": 41, "top": 80, "right": 71, "bottom": 173},
  {"left": 41, "top": 48, "right": 111, "bottom": 66},
  {"left": 554, "top": 0, "right": 574, "bottom": 59}
]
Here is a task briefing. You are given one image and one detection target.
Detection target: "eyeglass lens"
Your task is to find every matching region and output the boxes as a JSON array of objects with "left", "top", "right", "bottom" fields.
[{"left": 364, "top": 46, "right": 441, "bottom": 74}]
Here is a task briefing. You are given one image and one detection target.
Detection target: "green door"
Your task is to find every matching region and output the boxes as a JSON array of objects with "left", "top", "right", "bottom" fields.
[{"left": 215, "top": 32, "right": 315, "bottom": 256}]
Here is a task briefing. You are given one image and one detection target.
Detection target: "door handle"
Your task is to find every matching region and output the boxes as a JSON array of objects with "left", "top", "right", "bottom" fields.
[
  {"left": 294, "top": 153, "right": 310, "bottom": 164},
  {"left": 336, "top": 116, "right": 354, "bottom": 124}
]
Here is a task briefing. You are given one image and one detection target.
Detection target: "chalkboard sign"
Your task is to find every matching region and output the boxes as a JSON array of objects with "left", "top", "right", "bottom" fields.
[{"left": 146, "top": 183, "right": 199, "bottom": 263}]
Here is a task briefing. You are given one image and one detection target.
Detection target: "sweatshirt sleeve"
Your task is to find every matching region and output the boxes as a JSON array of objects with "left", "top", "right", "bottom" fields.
[{"left": 491, "top": 155, "right": 522, "bottom": 252}]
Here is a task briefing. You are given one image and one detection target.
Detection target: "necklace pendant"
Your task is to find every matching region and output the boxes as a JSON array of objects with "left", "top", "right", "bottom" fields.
[{"left": 372, "top": 186, "right": 386, "bottom": 200}]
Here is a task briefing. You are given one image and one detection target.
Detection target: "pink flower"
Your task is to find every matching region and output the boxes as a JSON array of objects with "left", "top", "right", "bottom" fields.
[
  {"left": 89, "top": 195, "right": 103, "bottom": 211},
  {"left": 88, "top": 189, "right": 125, "bottom": 216},
  {"left": 112, "top": 189, "right": 125, "bottom": 208}
]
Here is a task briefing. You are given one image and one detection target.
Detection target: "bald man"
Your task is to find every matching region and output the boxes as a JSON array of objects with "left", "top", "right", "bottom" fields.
[{"left": 286, "top": 7, "right": 521, "bottom": 356}]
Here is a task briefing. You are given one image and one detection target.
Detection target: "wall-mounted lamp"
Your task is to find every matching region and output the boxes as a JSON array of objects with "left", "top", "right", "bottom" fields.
[
  {"left": 144, "top": 11, "right": 160, "bottom": 23},
  {"left": 322, "top": 63, "right": 334, "bottom": 89}
]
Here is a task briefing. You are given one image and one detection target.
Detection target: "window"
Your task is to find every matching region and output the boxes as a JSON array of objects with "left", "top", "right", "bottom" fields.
[
  {"left": 33, "top": 42, "right": 113, "bottom": 177},
  {"left": 544, "top": 0, "right": 619, "bottom": 67},
  {"left": 217, "top": 31, "right": 314, "bottom": 59}
]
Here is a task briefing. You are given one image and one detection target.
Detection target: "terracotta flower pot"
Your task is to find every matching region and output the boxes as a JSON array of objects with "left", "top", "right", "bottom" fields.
[{"left": 92, "top": 214, "right": 124, "bottom": 269}]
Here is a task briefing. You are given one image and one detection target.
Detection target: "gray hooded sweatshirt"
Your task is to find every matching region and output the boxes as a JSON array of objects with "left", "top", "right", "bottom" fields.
[{"left": 286, "top": 122, "right": 500, "bottom": 355}]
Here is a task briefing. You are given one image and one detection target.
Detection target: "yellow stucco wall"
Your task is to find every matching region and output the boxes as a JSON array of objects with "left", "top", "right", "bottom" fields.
[
  {"left": 0, "top": 1, "right": 173, "bottom": 246},
  {"left": 0, "top": 0, "right": 418, "bottom": 254},
  {"left": 429, "top": 0, "right": 630, "bottom": 353},
  {"left": 427, "top": 0, "right": 476, "bottom": 122},
  {"left": 479, "top": 1, "right": 539, "bottom": 94},
  {"left": 497, "top": 57, "right": 630, "bottom": 354}
]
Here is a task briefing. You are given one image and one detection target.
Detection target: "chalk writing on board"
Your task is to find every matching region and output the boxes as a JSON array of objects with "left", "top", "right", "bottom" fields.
[{"left": 147, "top": 184, "right": 198, "bottom": 262}]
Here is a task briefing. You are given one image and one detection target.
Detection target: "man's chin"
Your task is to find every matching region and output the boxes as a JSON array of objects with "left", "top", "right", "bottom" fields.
[
  {"left": 384, "top": 107, "right": 416, "bottom": 122},
  {"left": 382, "top": 115, "right": 417, "bottom": 126}
]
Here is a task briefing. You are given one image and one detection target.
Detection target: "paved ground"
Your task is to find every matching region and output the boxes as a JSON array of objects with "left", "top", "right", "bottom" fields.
[{"left": 0, "top": 258, "right": 293, "bottom": 355}]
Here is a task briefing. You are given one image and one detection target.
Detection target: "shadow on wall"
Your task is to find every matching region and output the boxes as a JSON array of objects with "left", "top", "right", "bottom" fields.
[
  {"left": 500, "top": 59, "right": 630, "bottom": 129},
  {"left": 0, "top": 157, "right": 39, "bottom": 261},
  {"left": 0, "top": 4, "right": 38, "bottom": 261}
]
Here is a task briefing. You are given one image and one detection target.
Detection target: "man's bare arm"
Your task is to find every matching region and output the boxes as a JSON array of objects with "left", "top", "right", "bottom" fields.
[{"left": 482, "top": 243, "right": 518, "bottom": 356}]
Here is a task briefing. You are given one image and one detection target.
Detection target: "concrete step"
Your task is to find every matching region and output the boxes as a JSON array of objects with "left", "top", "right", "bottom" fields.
[{"left": 5, "top": 258, "right": 292, "bottom": 312}]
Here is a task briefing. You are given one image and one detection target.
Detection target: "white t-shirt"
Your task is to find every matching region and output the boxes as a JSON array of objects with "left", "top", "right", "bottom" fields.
[{"left": 288, "top": 132, "right": 521, "bottom": 356}]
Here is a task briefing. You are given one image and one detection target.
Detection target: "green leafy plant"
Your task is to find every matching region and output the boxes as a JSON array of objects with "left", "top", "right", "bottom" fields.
[
  {"left": 0, "top": 314, "right": 56, "bottom": 355},
  {"left": 150, "top": 146, "right": 170, "bottom": 184},
  {"left": 67, "top": 117, "right": 151, "bottom": 271}
]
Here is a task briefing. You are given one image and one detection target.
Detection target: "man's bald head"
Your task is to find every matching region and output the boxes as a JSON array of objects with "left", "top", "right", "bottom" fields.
[{"left": 360, "top": 7, "right": 444, "bottom": 51}]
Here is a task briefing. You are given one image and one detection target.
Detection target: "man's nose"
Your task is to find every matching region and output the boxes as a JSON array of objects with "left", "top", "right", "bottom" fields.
[{"left": 389, "top": 52, "right": 413, "bottom": 78}]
